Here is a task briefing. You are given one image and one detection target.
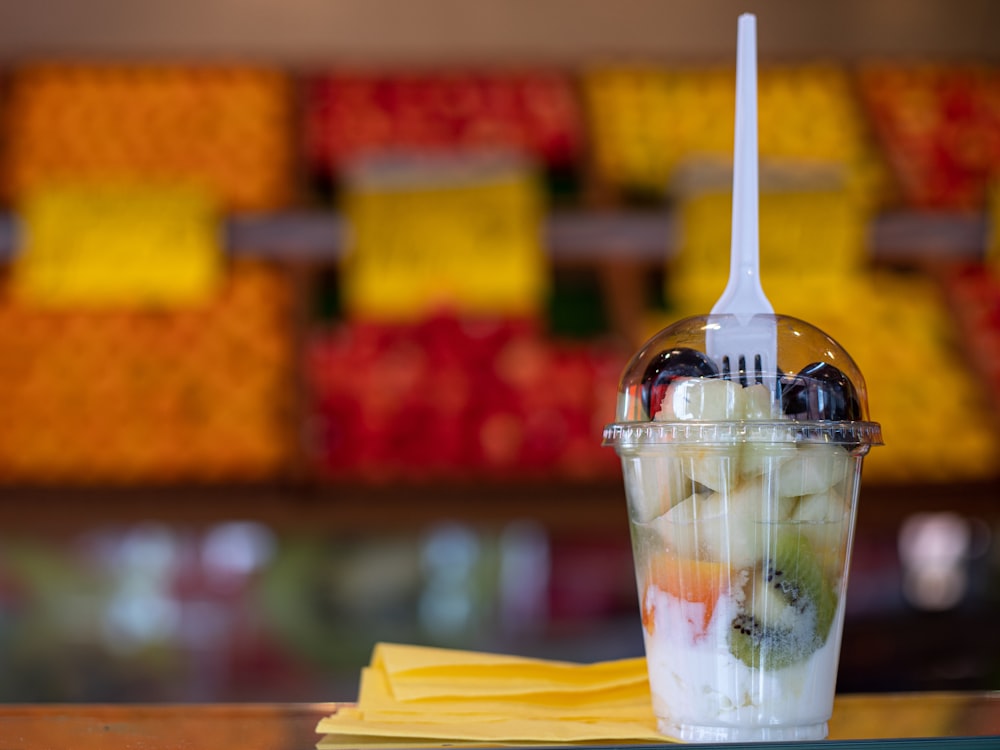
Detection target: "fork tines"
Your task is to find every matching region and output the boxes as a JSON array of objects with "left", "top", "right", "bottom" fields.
[{"left": 721, "top": 353, "right": 766, "bottom": 387}]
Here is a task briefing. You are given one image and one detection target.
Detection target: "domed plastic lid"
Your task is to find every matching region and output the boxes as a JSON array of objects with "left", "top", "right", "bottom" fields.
[{"left": 603, "top": 314, "right": 883, "bottom": 447}]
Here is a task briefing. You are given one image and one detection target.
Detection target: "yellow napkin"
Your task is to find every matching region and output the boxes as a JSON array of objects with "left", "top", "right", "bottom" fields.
[{"left": 315, "top": 643, "right": 672, "bottom": 748}]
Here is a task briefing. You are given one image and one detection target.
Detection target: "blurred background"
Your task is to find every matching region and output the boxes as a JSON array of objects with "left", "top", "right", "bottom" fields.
[{"left": 0, "top": 0, "right": 999, "bottom": 702}]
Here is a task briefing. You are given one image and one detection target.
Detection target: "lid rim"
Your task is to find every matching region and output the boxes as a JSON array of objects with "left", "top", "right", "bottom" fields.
[{"left": 601, "top": 419, "right": 884, "bottom": 447}]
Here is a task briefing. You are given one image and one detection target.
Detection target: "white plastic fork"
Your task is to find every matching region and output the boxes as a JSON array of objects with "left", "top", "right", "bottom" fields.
[{"left": 707, "top": 13, "right": 778, "bottom": 392}]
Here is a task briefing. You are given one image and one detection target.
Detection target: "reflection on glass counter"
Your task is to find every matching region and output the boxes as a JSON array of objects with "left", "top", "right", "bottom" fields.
[{"left": 0, "top": 514, "right": 996, "bottom": 702}]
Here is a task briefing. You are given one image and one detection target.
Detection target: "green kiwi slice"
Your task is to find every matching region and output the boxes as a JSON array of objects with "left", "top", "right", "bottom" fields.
[{"left": 729, "top": 532, "right": 837, "bottom": 670}]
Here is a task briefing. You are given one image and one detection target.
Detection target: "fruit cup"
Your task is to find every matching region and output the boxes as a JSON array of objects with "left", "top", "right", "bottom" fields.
[{"left": 603, "top": 314, "right": 882, "bottom": 743}]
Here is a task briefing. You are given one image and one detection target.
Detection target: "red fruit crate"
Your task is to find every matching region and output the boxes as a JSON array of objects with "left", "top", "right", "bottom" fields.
[
  {"left": 302, "top": 70, "right": 585, "bottom": 178},
  {"left": 0, "top": 261, "right": 296, "bottom": 484},
  {"left": 304, "top": 315, "right": 623, "bottom": 482},
  {"left": 858, "top": 63, "right": 1000, "bottom": 210},
  {"left": 942, "top": 263, "right": 1000, "bottom": 417}
]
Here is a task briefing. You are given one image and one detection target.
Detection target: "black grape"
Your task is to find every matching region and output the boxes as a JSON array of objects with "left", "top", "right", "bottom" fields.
[{"left": 780, "top": 362, "right": 861, "bottom": 421}]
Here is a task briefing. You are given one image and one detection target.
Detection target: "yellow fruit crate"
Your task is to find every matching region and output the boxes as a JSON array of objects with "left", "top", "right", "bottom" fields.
[
  {"left": 669, "top": 183, "right": 873, "bottom": 292},
  {"left": 0, "top": 260, "right": 296, "bottom": 484},
  {"left": 809, "top": 273, "right": 1000, "bottom": 484},
  {"left": 2, "top": 63, "right": 294, "bottom": 211},
  {"left": 582, "top": 63, "right": 884, "bottom": 203}
]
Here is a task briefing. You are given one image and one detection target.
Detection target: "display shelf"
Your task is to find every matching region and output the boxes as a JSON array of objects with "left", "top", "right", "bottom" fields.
[
  {"left": 0, "top": 210, "right": 988, "bottom": 265},
  {"left": 0, "top": 205, "right": 994, "bottom": 516},
  {"left": 870, "top": 212, "right": 990, "bottom": 263},
  {"left": 1, "top": 476, "right": 996, "bottom": 535}
]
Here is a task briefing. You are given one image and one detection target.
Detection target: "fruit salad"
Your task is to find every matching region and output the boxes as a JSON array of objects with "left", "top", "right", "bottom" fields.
[{"left": 604, "top": 316, "right": 882, "bottom": 742}]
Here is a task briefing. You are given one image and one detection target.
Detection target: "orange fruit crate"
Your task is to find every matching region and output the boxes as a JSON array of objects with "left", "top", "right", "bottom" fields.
[
  {"left": 2, "top": 63, "right": 295, "bottom": 211},
  {"left": 0, "top": 261, "right": 296, "bottom": 484}
]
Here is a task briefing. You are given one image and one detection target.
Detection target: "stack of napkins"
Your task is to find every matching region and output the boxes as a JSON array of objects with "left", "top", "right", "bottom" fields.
[{"left": 316, "top": 643, "right": 672, "bottom": 747}]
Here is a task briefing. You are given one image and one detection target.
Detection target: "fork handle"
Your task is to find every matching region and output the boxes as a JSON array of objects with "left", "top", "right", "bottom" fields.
[{"left": 731, "top": 13, "right": 761, "bottom": 287}]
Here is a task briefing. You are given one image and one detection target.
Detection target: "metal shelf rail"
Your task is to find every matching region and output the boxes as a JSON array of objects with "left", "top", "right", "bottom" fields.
[{"left": 0, "top": 210, "right": 987, "bottom": 264}]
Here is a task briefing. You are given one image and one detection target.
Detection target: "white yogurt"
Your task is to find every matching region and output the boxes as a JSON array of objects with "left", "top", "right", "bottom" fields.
[{"left": 643, "top": 585, "right": 847, "bottom": 742}]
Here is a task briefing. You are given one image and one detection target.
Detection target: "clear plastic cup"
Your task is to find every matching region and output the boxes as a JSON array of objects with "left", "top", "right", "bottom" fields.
[{"left": 603, "top": 314, "right": 882, "bottom": 743}]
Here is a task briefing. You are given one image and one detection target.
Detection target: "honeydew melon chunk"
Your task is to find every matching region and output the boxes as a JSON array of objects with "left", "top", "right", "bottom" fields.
[
  {"left": 675, "top": 444, "right": 740, "bottom": 492},
  {"left": 658, "top": 377, "right": 803, "bottom": 492},
  {"left": 775, "top": 443, "right": 851, "bottom": 497},
  {"left": 695, "top": 492, "right": 763, "bottom": 569},
  {"left": 622, "top": 454, "right": 693, "bottom": 523},
  {"left": 792, "top": 488, "right": 852, "bottom": 576},
  {"left": 665, "top": 484, "right": 797, "bottom": 569},
  {"left": 658, "top": 378, "right": 742, "bottom": 421},
  {"left": 740, "top": 425, "right": 798, "bottom": 479},
  {"left": 656, "top": 378, "right": 740, "bottom": 490},
  {"left": 658, "top": 378, "right": 779, "bottom": 423},
  {"left": 793, "top": 488, "right": 850, "bottom": 525},
  {"left": 737, "top": 383, "right": 795, "bottom": 478},
  {"left": 740, "top": 383, "right": 779, "bottom": 420},
  {"left": 648, "top": 491, "right": 706, "bottom": 560}
]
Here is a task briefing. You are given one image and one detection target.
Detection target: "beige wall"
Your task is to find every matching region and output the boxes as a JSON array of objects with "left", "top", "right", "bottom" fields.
[{"left": 1, "top": 0, "right": 998, "bottom": 65}]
